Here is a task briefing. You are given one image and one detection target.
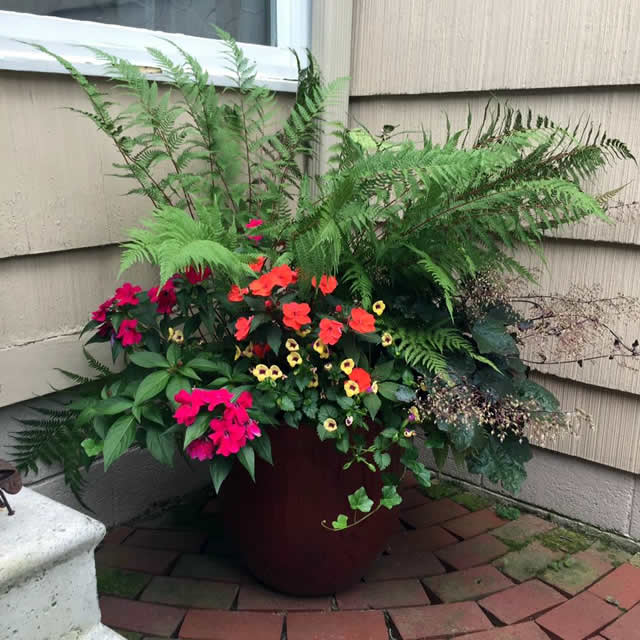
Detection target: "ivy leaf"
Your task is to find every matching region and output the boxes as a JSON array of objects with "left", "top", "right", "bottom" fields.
[
  {"left": 332, "top": 514, "right": 349, "bottom": 530},
  {"left": 348, "top": 486, "right": 374, "bottom": 513},
  {"left": 363, "top": 393, "right": 382, "bottom": 420},
  {"left": 134, "top": 370, "right": 171, "bottom": 406},
  {"left": 128, "top": 351, "right": 170, "bottom": 369},
  {"left": 146, "top": 429, "right": 176, "bottom": 467},
  {"left": 210, "top": 456, "right": 233, "bottom": 493},
  {"left": 380, "top": 485, "right": 402, "bottom": 509},
  {"left": 103, "top": 414, "right": 136, "bottom": 470},
  {"left": 373, "top": 450, "right": 391, "bottom": 470},
  {"left": 237, "top": 445, "right": 256, "bottom": 482},
  {"left": 403, "top": 459, "right": 432, "bottom": 489}
]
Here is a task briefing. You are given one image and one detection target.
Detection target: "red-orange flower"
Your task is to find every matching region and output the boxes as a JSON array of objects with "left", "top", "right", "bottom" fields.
[
  {"left": 282, "top": 302, "right": 311, "bottom": 330},
  {"left": 235, "top": 315, "right": 254, "bottom": 341},
  {"left": 227, "top": 284, "right": 249, "bottom": 302},
  {"left": 348, "top": 307, "right": 376, "bottom": 333},
  {"left": 349, "top": 368, "right": 372, "bottom": 393},
  {"left": 318, "top": 318, "right": 343, "bottom": 345},
  {"left": 312, "top": 274, "right": 338, "bottom": 295},
  {"left": 252, "top": 343, "right": 271, "bottom": 359},
  {"left": 269, "top": 264, "right": 298, "bottom": 288},
  {"left": 249, "top": 256, "right": 266, "bottom": 272},
  {"left": 249, "top": 273, "right": 276, "bottom": 297}
]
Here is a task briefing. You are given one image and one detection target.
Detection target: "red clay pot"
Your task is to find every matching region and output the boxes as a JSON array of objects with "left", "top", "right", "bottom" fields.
[{"left": 221, "top": 422, "right": 396, "bottom": 595}]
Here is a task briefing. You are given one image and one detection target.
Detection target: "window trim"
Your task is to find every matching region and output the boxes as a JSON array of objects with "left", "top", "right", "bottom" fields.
[{"left": 0, "top": 1, "right": 310, "bottom": 92}]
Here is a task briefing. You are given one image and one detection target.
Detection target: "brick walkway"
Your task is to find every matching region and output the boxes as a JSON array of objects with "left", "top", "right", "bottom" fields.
[{"left": 96, "top": 480, "right": 640, "bottom": 639}]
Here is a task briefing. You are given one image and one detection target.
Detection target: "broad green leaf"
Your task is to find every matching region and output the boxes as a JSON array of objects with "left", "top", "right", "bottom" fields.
[
  {"left": 165, "top": 374, "right": 191, "bottom": 407},
  {"left": 103, "top": 414, "right": 136, "bottom": 470},
  {"left": 179, "top": 366, "right": 202, "bottom": 381},
  {"left": 81, "top": 438, "right": 103, "bottom": 457},
  {"left": 372, "top": 359, "right": 395, "bottom": 381},
  {"left": 135, "top": 370, "right": 171, "bottom": 406},
  {"left": 210, "top": 456, "right": 233, "bottom": 493},
  {"left": 94, "top": 397, "right": 134, "bottom": 415},
  {"left": 266, "top": 325, "right": 282, "bottom": 355},
  {"left": 380, "top": 484, "right": 402, "bottom": 509},
  {"left": 142, "top": 404, "right": 167, "bottom": 427},
  {"left": 237, "top": 445, "right": 256, "bottom": 482},
  {"left": 472, "top": 312, "right": 518, "bottom": 356},
  {"left": 128, "top": 351, "right": 170, "bottom": 369},
  {"left": 167, "top": 342, "right": 181, "bottom": 365},
  {"left": 187, "top": 357, "right": 232, "bottom": 376},
  {"left": 183, "top": 414, "right": 210, "bottom": 449},
  {"left": 332, "top": 514, "right": 349, "bottom": 530},
  {"left": 251, "top": 432, "right": 273, "bottom": 465},
  {"left": 378, "top": 382, "right": 400, "bottom": 401},
  {"left": 363, "top": 393, "right": 382, "bottom": 420},
  {"left": 146, "top": 429, "right": 176, "bottom": 467},
  {"left": 348, "top": 486, "right": 374, "bottom": 513}
]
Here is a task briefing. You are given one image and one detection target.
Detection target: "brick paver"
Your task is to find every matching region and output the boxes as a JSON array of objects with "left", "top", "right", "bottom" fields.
[
  {"left": 286, "top": 611, "right": 388, "bottom": 640},
  {"left": 171, "top": 553, "right": 252, "bottom": 583},
  {"left": 124, "top": 528, "right": 208, "bottom": 553},
  {"left": 479, "top": 578, "right": 566, "bottom": 624},
  {"left": 442, "top": 509, "right": 506, "bottom": 539},
  {"left": 423, "top": 565, "right": 513, "bottom": 602},
  {"left": 96, "top": 544, "right": 179, "bottom": 576},
  {"left": 400, "top": 498, "right": 469, "bottom": 529},
  {"left": 364, "top": 550, "right": 446, "bottom": 581},
  {"left": 140, "top": 576, "right": 238, "bottom": 609},
  {"left": 590, "top": 563, "right": 640, "bottom": 609},
  {"left": 236, "top": 582, "right": 331, "bottom": 611},
  {"left": 490, "top": 514, "right": 557, "bottom": 545},
  {"left": 179, "top": 610, "right": 283, "bottom": 640},
  {"left": 537, "top": 591, "right": 621, "bottom": 640},
  {"left": 336, "top": 578, "right": 430, "bottom": 610},
  {"left": 494, "top": 541, "right": 563, "bottom": 582},
  {"left": 435, "top": 533, "right": 509, "bottom": 570},
  {"left": 457, "top": 621, "right": 551, "bottom": 639},
  {"left": 387, "top": 526, "right": 458, "bottom": 554},
  {"left": 99, "top": 596, "right": 185, "bottom": 636},
  {"left": 389, "top": 602, "right": 492, "bottom": 639},
  {"left": 400, "top": 488, "right": 433, "bottom": 511},
  {"left": 600, "top": 603, "right": 640, "bottom": 639}
]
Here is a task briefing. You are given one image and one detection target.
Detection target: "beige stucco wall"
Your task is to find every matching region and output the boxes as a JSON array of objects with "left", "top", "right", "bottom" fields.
[{"left": 350, "top": 0, "right": 640, "bottom": 474}]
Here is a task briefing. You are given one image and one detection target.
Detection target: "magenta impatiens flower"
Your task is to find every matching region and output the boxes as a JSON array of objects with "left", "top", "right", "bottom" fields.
[
  {"left": 117, "top": 318, "right": 142, "bottom": 346},
  {"left": 92, "top": 296, "right": 115, "bottom": 322},
  {"left": 209, "top": 418, "right": 247, "bottom": 456},
  {"left": 183, "top": 266, "right": 212, "bottom": 285},
  {"left": 245, "top": 218, "right": 264, "bottom": 229},
  {"left": 186, "top": 438, "right": 215, "bottom": 461},
  {"left": 115, "top": 282, "right": 142, "bottom": 307},
  {"left": 247, "top": 234, "right": 263, "bottom": 244},
  {"left": 149, "top": 278, "right": 177, "bottom": 314}
]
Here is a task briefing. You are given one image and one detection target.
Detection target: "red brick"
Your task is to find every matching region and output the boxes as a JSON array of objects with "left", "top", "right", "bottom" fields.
[
  {"left": 424, "top": 565, "right": 513, "bottom": 603},
  {"left": 179, "top": 610, "right": 283, "bottom": 640},
  {"left": 479, "top": 579, "right": 566, "bottom": 624},
  {"left": 601, "top": 603, "right": 640, "bottom": 639},
  {"left": 491, "top": 514, "right": 557, "bottom": 545},
  {"left": 364, "top": 551, "right": 446, "bottom": 581},
  {"left": 590, "top": 563, "right": 640, "bottom": 610},
  {"left": 124, "top": 528, "right": 208, "bottom": 553},
  {"left": 171, "top": 553, "right": 252, "bottom": 583},
  {"left": 457, "top": 621, "right": 551, "bottom": 639},
  {"left": 336, "top": 578, "right": 430, "bottom": 610},
  {"left": 140, "top": 576, "right": 238, "bottom": 609},
  {"left": 286, "top": 610, "right": 388, "bottom": 640},
  {"left": 442, "top": 509, "right": 506, "bottom": 539},
  {"left": 537, "top": 591, "right": 620, "bottom": 640},
  {"left": 401, "top": 498, "right": 469, "bottom": 529},
  {"left": 99, "top": 595, "right": 185, "bottom": 636},
  {"left": 435, "top": 533, "right": 509, "bottom": 570},
  {"left": 389, "top": 602, "right": 492, "bottom": 639},
  {"left": 96, "top": 544, "right": 179, "bottom": 575},
  {"left": 236, "top": 583, "right": 331, "bottom": 611},
  {"left": 387, "top": 526, "right": 458, "bottom": 554},
  {"left": 102, "top": 526, "right": 134, "bottom": 545},
  {"left": 400, "top": 488, "right": 433, "bottom": 511}
]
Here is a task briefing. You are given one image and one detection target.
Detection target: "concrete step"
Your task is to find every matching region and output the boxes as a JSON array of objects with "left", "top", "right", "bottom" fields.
[{"left": 0, "top": 488, "right": 124, "bottom": 640}]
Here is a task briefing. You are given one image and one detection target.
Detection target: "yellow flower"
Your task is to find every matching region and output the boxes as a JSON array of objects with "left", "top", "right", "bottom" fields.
[
  {"left": 419, "top": 381, "right": 428, "bottom": 392},
  {"left": 313, "top": 339, "right": 330, "bottom": 359},
  {"left": 296, "top": 328, "right": 311, "bottom": 337},
  {"left": 381, "top": 332, "right": 393, "bottom": 347},
  {"left": 269, "top": 365, "right": 284, "bottom": 380},
  {"left": 372, "top": 300, "right": 386, "bottom": 316},
  {"left": 324, "top": 363, "right": 333, "bottom": 371},
  {"left": 408, "top": 406, "right": 421, "bottom": 422},
  {"left": 308, "top": 374, "right": 319, "bottom": 388},
  {"left": 234, "top": 345, "right": 242, "bottom": 361},
  {"left": 168, "top": 327, "right": 184, "bottom": 344},
  {"left": 242, "top": 342, "right": 254, "bottom": 358},
  {"left": 370, "top": 381, "right": 379, "bottom": 394},
  {"left": 287, "top": 352, "right": 302, "bottom": 367},
  {"left": 252, "top": 364, "right": 270, "bottom": 382},
  {"left": 323, "top": 418, "right": 338, "bottom": 432},
  {"left": 340, "top": 358, "right": 355, "bottom": 375},
  {"left": 404, "top": 429, "right": 417, "bottom": 438},
  {"left": 344, "top": 380, "right": 360, "bottom": 397},
  {"left": 285, "top": 338, "right": 299, "bottom": 351}
]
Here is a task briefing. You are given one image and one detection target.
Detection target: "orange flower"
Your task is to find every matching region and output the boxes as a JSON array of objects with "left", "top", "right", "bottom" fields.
[
  {"left": 312, "top": 274, "right": 338, "bottom": 295},
  {"left": 349, "top": 367, "right": 371, "bottom": 393},
  {"left": 318, "top": 318, "right": 343, "bottom": 345},
  {"left": 227, "top": 284, "right": 248, "bottom": 302},
  {"left": 348, "top": 307, "right": 376, "bottom": 333},
  {"left": 269, "top": 264, "right": 298, "bottom": 288},
  {"left": 249, "top": 255, "right": 266, "bottom": 272},
  {"left": 249, "top": 273, "right": 276, "bottom": 297},
  {"left": 235, "top": 315, "right": 254, "bottom": 341},
  {"left": 282, "top": 302, "right": 311, "bottom": 330}
]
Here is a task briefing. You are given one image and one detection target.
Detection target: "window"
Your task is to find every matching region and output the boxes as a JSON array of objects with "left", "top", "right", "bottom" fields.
[{"left": 0, "top": 0, "right": 310, "bottom": 92}]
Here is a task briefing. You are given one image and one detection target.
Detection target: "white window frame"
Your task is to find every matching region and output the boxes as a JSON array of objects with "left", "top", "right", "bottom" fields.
[{"left": 0, "top": 0, "right": 310, "bottom": 92}]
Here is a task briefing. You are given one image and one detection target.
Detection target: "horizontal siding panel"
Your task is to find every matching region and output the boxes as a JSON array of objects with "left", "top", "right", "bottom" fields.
[
  {"left": 530, "top": 373, "right": 640, "bottom": 474},
  {"left": 351, "top": 0, "right": 640, "bottom": 96},
  {"left": 350, "top": 89, "right": 640, "bottom": 245},
  {"left": 1, "top": 245, "right": 156, "bottom": 347}
]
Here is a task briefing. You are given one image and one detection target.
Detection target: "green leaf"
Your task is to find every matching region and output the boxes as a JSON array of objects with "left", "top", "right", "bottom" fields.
[
  {"left": 237, "top": 446, "right": 256, "bottom": 482},
  {"left": 363, "top": 393, "right": 382, "bottom": 420},
  {"left": 94, "top": 397, "right": 134, "bottom": 415},
  {"left": 183, "top": 414, "right": 210, "bottom": 449},
  {"left": 404, "top": 459, "right": 432, "bottom": 489},
  {"left": 332, "top": 514, "right": 349, "bottom": 530},
  {"left": 372, "top": 359, "right": 395, "bottom": 380},
  {"left": 165, "top": 374, "right": 191, "bottom": 407},
  {"left": 210, "top": 456, "right": 233, "bottom": 493},
  {"left": 178, "top": 366, "right": 202, "bottom": 381},
  {"left": 146, "top": 429, "right": 176, "bottom": 467},
  {"left": 380, "top": 484, "right": 402, "bottom": 509},
  {"left": 128, "top": 351, "right": 170, "bottom": 369},
  {"left": 472, "top": 311, "right": 518, "bottom": 356},
  {"left": 187, "top": 357, "right": 232, "bottom": 376},
  {"left": 348, "top": 486, "right": 374, "bottom": 513},
  {"left": 373, "top": 450, "right": 391, "bottom": 470},
  {"left": 142, "top": 404, "right": 166, "bottom": 427},
  {"left": 103, "top": 414, "right": 136, "bottom": 470},
  {"left": 251, "top": 432, "right": 273, "bottom": 465},
  {"left": 516, "top": 379, "right": 559, "bottom": 412},
  {"left": 134, "top": 370, "right": 171, "bottom": 406},
  {"left": 336, "top": 434, "right": 349, "bottom": 453},
  {"left": 266, "top": 325, "right": 282, "bottom": 355},
  {"left": 81, "top": 438, "right": 103, "bottom": 457},
  {"left": 378, "top": 382, "right": 399, "bottom": 401},
  {"left": 277, "top": 396, "right": 296, "bottom": 412},
  {"left": 167, "top": 342, "right": 181, "bottom": 365}
]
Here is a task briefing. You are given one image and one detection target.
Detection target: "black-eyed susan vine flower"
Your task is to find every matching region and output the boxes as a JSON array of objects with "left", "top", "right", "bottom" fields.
[
  {"left": 344, "top": 380, "right": 359, "bottom": 397},
  {"left": 408, "top": 406, "right": 421, "bottom": 422},
  {"left": 269, "top": 365, "right": 284, "bottom": 380},
  {"left": 287, "top": 352, "right": 302, "bottom": 367},
  {"left": 404, "top": 428, "right": 417, "bottom": 438},
  {"left": 345, "top": 416, "right": 353, "bottom": 426},
  {"left": 285, "top": 338, "right": 299, "bottom": 351},
  {"left": 370, "top": 381, "right": 379, "bottom": 394},
  {"left": 252, "top": 364, "right": 270, "bottom": 381},
  {"left": 313, "top": 339, "right": 329, "bottom": 358},
  {"left": 372, "top": 300, "right": 386, "bottom": 316},
  {"left": 168, "top": 327, "right": 184, "bottom": 344},
  {"left": 381, "top": 332, "right": 393, "bottom": 347},
  {"left": 323, "top": 418, "right": 338, "bottom": 432},
  {"left": 340, "top": 358, "right": 355, "bottom": 374},
  {"left": 242, "top": 342, "right": 254, "bottom": 358},
  {"left": 308, "top": 373, "right": 319, "bottom": 388},
  {"left": 324, "top": 363, "right": 333, "bottom": 371},
  {"left": 234, "top": 345, "right": 242, "bottom": 360},
  {"left": 296, "top": 328, "right": 311, "bottom": 337}
]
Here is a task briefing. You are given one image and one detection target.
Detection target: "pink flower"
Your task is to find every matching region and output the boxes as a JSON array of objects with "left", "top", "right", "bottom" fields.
[
  {"left": 92, "top": 296, "right": 115, "bottom": 322},
  {"left": 174, "top": 389, "right": 204, "bottom": 426},
  {"left": 209, "top": 418, "right": 247, "bottom": 456},
  {"left": 247, "top": 235, "right": 263, "bottom": 244},
  {"left": 245, "top": 218, "right": 264, "bottom": 229},
  {"left": 246, "top": 420, "right": 261, "bottom": 440},
  {"left": 115, "top": 283, "right": 142, "bottom": 307},
  {"left": 149, "top": 278, "right": 177, "bottom": 314},
  {"left": 186, "top": 438, "right": 215, "bottom": 461},
  {"left": 199, "top": 388, "right": 234, "bottom": 411},
  {"left": 183, "top": 266, "right": 212, "bottom": 285},
  {"left": 117, "top": 318, "right": 142, "bottom": 346}
]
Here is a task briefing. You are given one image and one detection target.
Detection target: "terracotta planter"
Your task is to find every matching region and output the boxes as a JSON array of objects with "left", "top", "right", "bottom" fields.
[{"left": 221, "top": 423, "right": 396, "bottom": 595}]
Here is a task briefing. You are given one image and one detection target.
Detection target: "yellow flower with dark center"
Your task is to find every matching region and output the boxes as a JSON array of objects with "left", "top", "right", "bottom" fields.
[
  {"left": 340, "top": 358, "right": 355, "bottom": 375},
  {"left": 381, "top": 332, "right": 393, "bottom": 347},
  {"left": 404, "top": 428, "right": 417, "bottom": 438},
  {"left": 287, "top": 352, "right": 302, "bottom": 367},
  {"left": 285, "top": 338, "right": 299, "bottom": 351},
  {"left": 370, "top": 381, "right": 379, "bottom": 394},
  {"left": 324, "top": 363, "right": 333, "bottom": 371},
  {"left": 242, "top": 342, "right": 254, "bottom": 358},
  {"left": 344, "top": 380, "right": 360, "bottom": 397},
  {"left": 269, "top": 365, "right": 284, "bottom": 380},
  {"left": 345, "top": 415, "right": 354, "bottom": 426},
  {"left": 308, "top": 374, "right": 319, "bottom": 388},
  {"left": 168, "top": 327, "right": 184, "bottom": 344},
  {"left": 296, "top": 328, "right": 311, "bottom": 337},
  {"left": 408, "top": 406, "right": 421, "bottom": 422},
  {"left": 252, "top": 364, "right": 270, "bottom": 381},
  {"left": 323, "top": 418, "right": 338, "bottom": 432},
  {"left": 372, "top": 300, "right": 386, "bottom": 316},
  {"left": 312, "top": 339, "right": 325, "bottom": 353},
  {"left": 234, "top": 345, "right": 242, "bottom": 361}
]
